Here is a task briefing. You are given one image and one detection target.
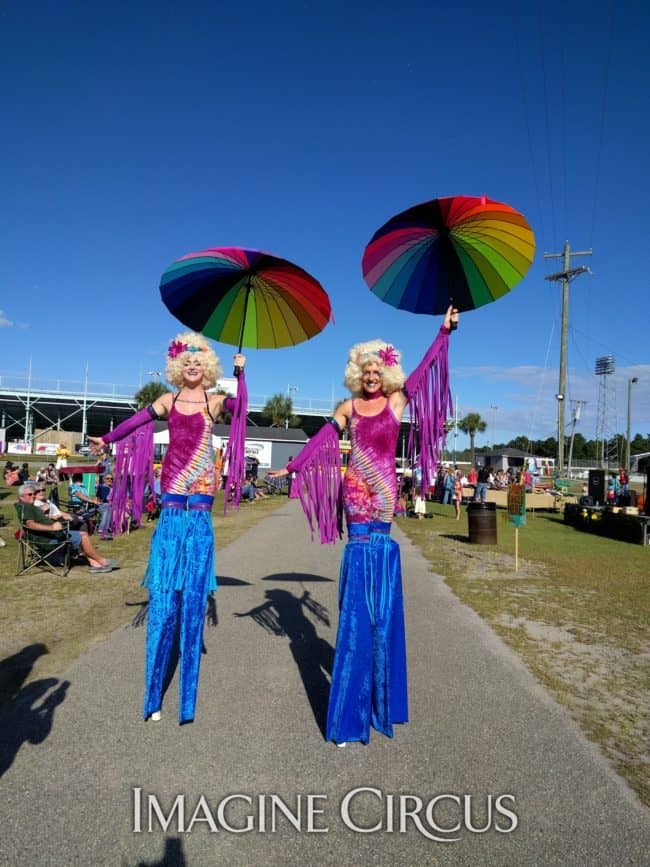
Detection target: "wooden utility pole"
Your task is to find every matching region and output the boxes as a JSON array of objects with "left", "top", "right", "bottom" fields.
[{"left": 544, "top": 242, "right": 591, "bottom": 475}]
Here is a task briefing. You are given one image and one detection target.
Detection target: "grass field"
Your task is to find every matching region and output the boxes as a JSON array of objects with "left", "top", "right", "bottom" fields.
[
  {"left": 0, "top": 482, "right": 287, "bottom": 709},
  {"left": 397, "top": 501, "right": 650, "bottom": 807}
]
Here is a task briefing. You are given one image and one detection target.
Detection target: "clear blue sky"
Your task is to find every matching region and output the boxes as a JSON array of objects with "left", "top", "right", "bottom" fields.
[{"left": 1, "top": 0, "right": 648, "bottom": 449}]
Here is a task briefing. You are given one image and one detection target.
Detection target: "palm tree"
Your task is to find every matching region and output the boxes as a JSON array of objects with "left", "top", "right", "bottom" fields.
[
  {"left": 134, "top": 381, "right": 168, "bottom": 410},
  {"left": 458, "top": 412, "right": 487, "bottom": 467},
  {"left": 262, "top": 393, "right": 301, "bottom": 428}
]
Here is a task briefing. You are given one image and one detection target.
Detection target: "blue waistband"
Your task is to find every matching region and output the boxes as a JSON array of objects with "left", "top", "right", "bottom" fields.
[
  {"left": 347, "top": 521, "right": 392, "bottom": 539},
  {"left": 161, "top": 493, "right": 214, "bottom": 512}
]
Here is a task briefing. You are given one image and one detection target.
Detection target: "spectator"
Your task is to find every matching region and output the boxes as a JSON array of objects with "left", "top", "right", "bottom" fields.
[
  {"left": 618, "top": 467, "right": 629, "bottom": 499},
  {"left": 241, "top": 475, "right": 256, "bottom": 502},
  {"left": 467, "top": 465, "right": 478, "bottom": 486},
  {"left": 3, "top": 462, "right": 21, "bottom": 486},
  {"left": 442, "top": 467, "right": 454, "bottom": 504},
  {"left": 19, "top": 463, "right": 31, "bottom": 483},
  {"left": 15, "top": 484, "right": 117, "bottom": 573},
  {"left": 33, "top": 483, "right": 87, "bottom": 531},
  {"left": 69, "top": 471, "right": 110, "bottom": 531},
  {"left": 287, "top": 456, "right": 296, "bottom": 497},
  {"left": 475, "top": 464, "right": 491, "bottom": 503},
  {"left": 96, "top": 473, "right": 114, "bottom": 537},
  {"left": 55, "top": 443, "right": 70, "bottom": 478},
  {"left": 249, "top": 456, "right": 260, "bottom": 480},
  {"left": 453, "top": 470, "right": 463, "bottom": 520}
]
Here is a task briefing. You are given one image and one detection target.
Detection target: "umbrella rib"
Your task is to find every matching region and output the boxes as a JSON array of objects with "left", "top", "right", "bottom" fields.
[
  {"left": 254, "top": 277, "right": 280, "bottom": 347},
  {"left": 261, "top": 272, "right": 316, "bottom": 342},
  {"left": 454, "top": 229, "right": 533, "bottom": 277},
  {"left": 257, "top": 275, "right": 300, "bottom": 347},
  {"left": 372, "top": 236, "right": 432, "bottom": 299}
]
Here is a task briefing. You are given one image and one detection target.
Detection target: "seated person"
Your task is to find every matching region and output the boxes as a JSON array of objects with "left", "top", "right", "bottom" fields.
[
  {"left": 3, "top": 462, "right": 21, "bottom": 486},
  {"left": 240, "top": 473, "right": 268, "bottom": 501},
  {"left": 95, "top": 473, "right": 114, "bottom": 536},
  {"left": 33, "top": 484, "right": 88, "bottom": 531},
  {"left": 68, "top": 472, "right": 109, "bottom": 529},
  {"left": 45, "top": 463, "right": 59, "bottom": 484},
  {"left": 241, "top": 476, "right": 256, "bottom": 501},
  {"left": 15, "top": 484, "right": 117, "bottom": 573},
  {"left": 35, "top": 466, "right": 49, "bottom": 484}
]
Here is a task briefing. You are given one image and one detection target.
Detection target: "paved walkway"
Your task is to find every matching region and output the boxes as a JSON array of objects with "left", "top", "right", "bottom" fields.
[{"left": 0, "top": 500, "right": 648, "bottom": 866}]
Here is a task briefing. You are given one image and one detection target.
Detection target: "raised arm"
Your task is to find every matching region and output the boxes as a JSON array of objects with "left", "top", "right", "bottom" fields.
[{"left": 402, "top": 306, "right": 458, "bottom": 493}]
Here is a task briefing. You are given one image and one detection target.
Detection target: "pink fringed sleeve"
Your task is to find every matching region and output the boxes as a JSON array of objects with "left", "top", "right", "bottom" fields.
[
  {"left": 287, "top": 421, "right": 343, "bottom": 544},
  {"left": 223, "top": 372, "right": 248, "bottom": 511},
  {"left": 101, "top": 408, "right": 156, "bottom": 536},
  {"left": 403, "top": 325, "right": 453, "bottom": 495}
]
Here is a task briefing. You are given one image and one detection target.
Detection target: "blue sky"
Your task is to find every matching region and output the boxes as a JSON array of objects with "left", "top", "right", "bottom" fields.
[{"left": 1, "top": 0, "right": 648, "bottom": 449}]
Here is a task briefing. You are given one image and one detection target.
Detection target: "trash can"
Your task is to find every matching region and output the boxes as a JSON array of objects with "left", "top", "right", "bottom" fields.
[{"left": 467, "top": 501, "right": 497, "bottom": 544}]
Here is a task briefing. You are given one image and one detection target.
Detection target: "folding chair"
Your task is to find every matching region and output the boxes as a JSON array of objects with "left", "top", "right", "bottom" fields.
[{"left": 15, "top": 522, "right": 73, "bottom": 577}]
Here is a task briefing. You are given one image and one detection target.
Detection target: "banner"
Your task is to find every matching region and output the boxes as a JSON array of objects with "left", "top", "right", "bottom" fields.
[
  {"left": 8, "top": 441, "right": 31, "bottom": 454},
  {"left": 35, "top": 442, "right": 60, "bottom": 455}
]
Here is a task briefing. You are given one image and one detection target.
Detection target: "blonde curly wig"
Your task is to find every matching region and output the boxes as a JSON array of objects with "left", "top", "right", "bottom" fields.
[
  {"left": 165, "top": 331, "right": 222, "bottom": 389},
  {"left": 344, "top": 339, "right": 406, "bottom": 396}
]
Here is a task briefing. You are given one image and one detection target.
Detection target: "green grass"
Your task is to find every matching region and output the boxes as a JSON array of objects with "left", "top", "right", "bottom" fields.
[
  {"left": 0, "top": 483, "right": 287, "bottom": 709},
  {"left": 398, "top": 501, "right": 650, "bottom": 806}
]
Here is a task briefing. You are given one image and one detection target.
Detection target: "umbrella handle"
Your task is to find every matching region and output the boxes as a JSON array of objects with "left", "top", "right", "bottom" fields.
[{"left": 233, "top": 364, "right": 243, "bottom": 377}]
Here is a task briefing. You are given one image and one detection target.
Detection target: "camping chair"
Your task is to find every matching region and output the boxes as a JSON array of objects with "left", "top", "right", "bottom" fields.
[{"left": 15, "top": 516, "right": 73, "bottom": 577}]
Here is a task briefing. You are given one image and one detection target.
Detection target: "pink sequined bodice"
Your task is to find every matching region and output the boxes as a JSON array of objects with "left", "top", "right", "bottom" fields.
[
  {"left": 343, "top": 400, "right": 399, "bottom": 524},
  {"left": 161, "top": 403, "right": 216, "bottom": 496}
]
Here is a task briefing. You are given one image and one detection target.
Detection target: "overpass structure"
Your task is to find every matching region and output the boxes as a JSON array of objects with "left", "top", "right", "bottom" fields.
[{"left": 0, "top": 372, "right": 338, "bottom": 446}]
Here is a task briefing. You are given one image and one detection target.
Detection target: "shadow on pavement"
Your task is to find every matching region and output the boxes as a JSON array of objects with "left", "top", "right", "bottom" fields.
[
  {"left": 262, "top": 571, "right": 334, "bottom": 583},
  {"left": 0, "top": 644, "right": 69, "bottom": 778},
  {"left": 131, "top": 836, "right": 186, "bottom": 866},
  {"left": 234, "top": 588, "right": 334, "bottom": 738}
]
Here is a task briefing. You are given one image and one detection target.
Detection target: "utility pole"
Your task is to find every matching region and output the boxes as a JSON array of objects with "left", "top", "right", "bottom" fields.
[
  {"left": 490, "top": 405, "right": 498, "bottom": 450},
  {"left": 626, "top": 377, "right": 638, "bottom": 472},
  {"left": 544, "top": 241, "right": 592, "bottom": 475}
]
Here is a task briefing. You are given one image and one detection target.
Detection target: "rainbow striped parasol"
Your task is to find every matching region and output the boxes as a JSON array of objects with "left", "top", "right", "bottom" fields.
[
  {"left": 362, "top": 195, "right": 535, "bottom": 314},
  {"left": 160, "top": 247, "right": 332, "bottom": 351}
]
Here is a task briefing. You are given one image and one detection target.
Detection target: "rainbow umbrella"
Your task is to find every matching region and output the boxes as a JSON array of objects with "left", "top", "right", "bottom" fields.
[
  {"left": 362, "top": 195, "right": 535, "bottom": 314},
  {"left": 160, "top": 247, "right": 332, "bottom": 354}
]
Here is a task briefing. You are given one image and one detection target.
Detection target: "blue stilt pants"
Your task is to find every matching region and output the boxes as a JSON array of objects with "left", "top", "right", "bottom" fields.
[
  {"left": 143, "top": 494, "right": 216, "bottom": 723},
  {"left": 326, "top": 521, "right": 408, "bottom": 744}
]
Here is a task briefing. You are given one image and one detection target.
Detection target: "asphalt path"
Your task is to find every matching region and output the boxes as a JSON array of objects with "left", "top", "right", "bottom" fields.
[{"left": 0, "top": 500, "right": 648, "bottom": 866}]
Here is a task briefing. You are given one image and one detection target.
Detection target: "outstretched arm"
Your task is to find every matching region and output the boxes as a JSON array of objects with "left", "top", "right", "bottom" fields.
[
  {"left": 88, "top": 395, "right": 171, "bottom": 454},
  {"left": 402, "top": 306, "right": 458, "bottom": 493}
]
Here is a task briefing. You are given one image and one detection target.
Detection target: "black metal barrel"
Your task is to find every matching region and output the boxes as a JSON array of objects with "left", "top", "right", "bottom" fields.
[{"left": 467, "top": 502, "right": 497, "bottom": 544}]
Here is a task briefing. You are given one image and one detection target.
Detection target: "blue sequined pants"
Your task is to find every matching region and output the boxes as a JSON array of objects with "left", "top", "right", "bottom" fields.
[
  {"left": 326, "top": 521, "right": 408, "bottom": 744},
  {"left": 143, "top": 493, "right": 216, "bottom": 723}
]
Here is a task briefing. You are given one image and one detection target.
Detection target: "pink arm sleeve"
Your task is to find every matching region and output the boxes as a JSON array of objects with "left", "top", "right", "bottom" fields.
[
  {"left": 102, "top": 406, "right": 158, "bottom": 444},
  {"left": 403, "top": 325, "right": 453, "bottom": 494}
]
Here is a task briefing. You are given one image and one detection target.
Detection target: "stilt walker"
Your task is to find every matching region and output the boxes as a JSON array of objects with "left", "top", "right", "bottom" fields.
[
  {"left": 270, "top": 306, "right": 458, "bottom": 745},
  {"left": 90, "top": 332, "right": 247, "bottom": 723}
]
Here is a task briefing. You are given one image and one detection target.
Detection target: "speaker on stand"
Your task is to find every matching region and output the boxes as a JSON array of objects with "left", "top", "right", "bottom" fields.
[{"left": 588, "top": 469, "right": 606, "bottom": 506}]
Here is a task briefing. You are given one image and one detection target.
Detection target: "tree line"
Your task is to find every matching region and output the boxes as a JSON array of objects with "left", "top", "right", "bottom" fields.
[{"left": 135, "top": 383, "right": 648, "bottom": 464}]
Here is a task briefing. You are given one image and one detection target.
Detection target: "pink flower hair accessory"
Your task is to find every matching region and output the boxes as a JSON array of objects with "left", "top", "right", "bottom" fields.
[
  {"left": 168, "top": 340, "right": 189, "bottom": 359},
  {"left": 378, "top": 345, "right": 399, "bottom": 367}
]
